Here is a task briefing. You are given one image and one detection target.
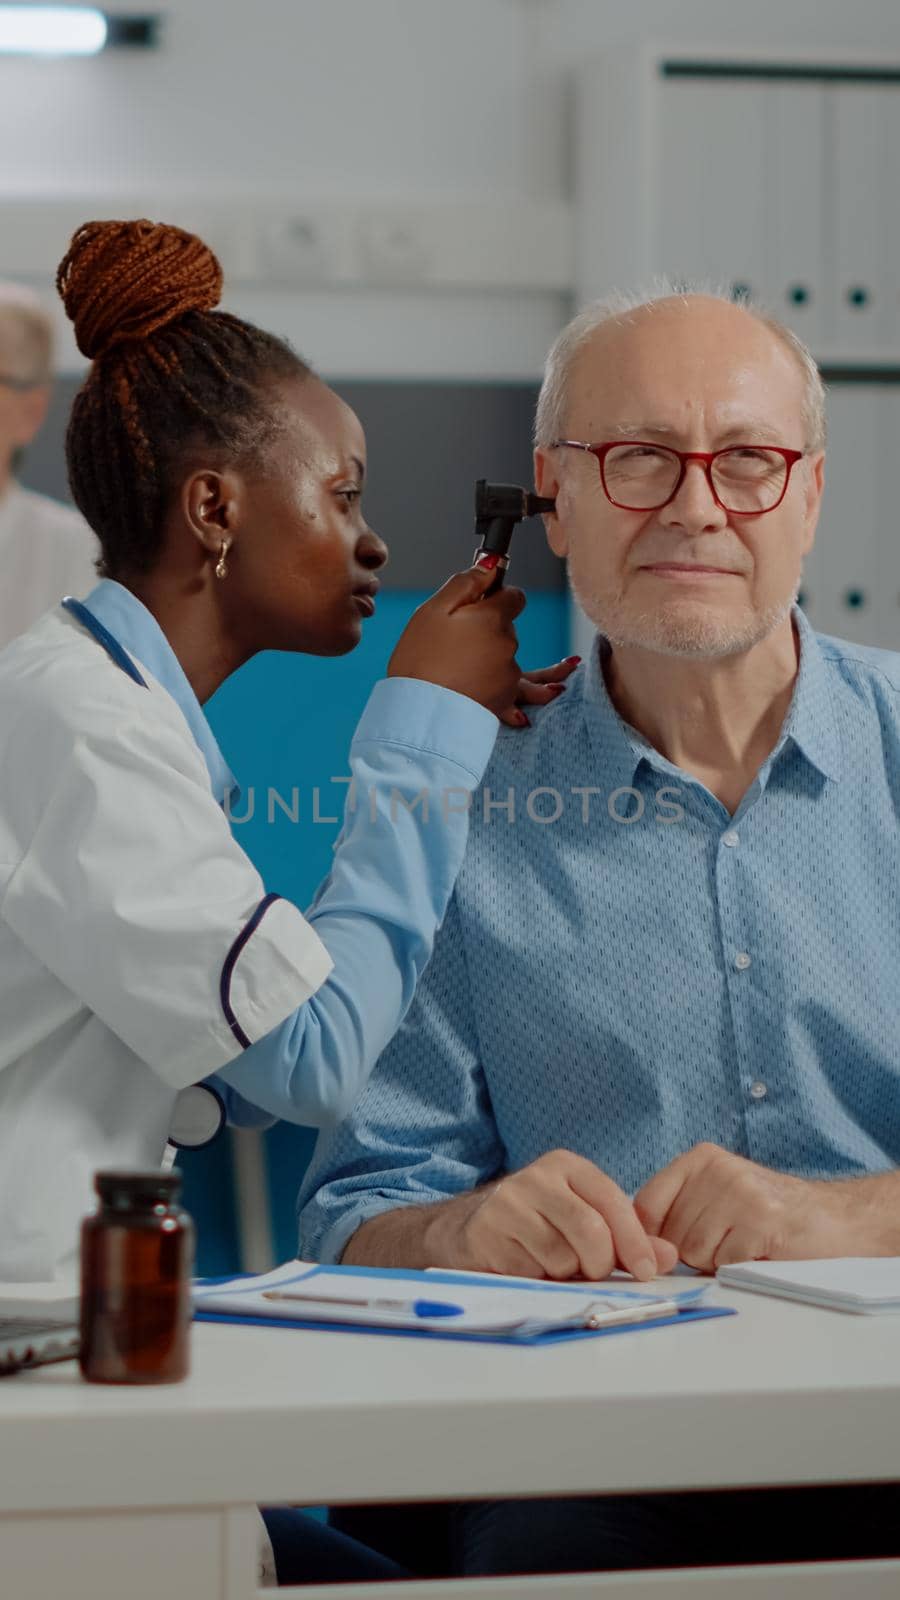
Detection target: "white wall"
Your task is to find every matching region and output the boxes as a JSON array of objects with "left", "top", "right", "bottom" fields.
[
  {"left": 0, "top": 0, "right": 570, "bottom": 376},
  {"left": 4, "top": 0, "right": 900, "bottom": 377},
  {"left": 7, "top": 0, "right": 898, "bottom": 202},
  {"left": 534, "top": 0, "right": 900, "bottom": 59},
  {"left": 0, "top": 1, "right": 564, "bottom": 200}
]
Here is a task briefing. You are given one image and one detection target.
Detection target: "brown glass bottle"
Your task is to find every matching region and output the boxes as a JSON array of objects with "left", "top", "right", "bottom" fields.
[{"left": 79, "top": 1170, "right": 195, "bottom": 1384}]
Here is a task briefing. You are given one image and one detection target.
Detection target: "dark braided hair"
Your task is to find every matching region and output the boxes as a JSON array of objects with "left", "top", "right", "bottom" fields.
[{"left": 57, "top": 219, "right": 311, "bottom": 577}]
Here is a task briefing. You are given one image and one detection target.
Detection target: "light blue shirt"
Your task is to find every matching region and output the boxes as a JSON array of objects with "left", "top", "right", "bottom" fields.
[
  {"left": 298, "top": 608, "right": 900, "bottom": 1263},
  {"left": 83, "top": 581, "right": 498, "bottom": 1130}
]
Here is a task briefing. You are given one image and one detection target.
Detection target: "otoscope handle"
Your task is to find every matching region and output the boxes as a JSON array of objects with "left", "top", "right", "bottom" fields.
[
  {"left": 473, "top": 479, "right": 555, "bottom": 594},
  {"left": 477, "top": 559, "right": 508, "bottom": 596},
  {"left": 473, "top": 532, "right": 512, "bottom": 596}
]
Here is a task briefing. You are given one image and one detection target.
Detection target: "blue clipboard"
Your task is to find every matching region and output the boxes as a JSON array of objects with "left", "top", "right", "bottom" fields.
[{"left": 194, "top": 1263, "right": 735, "bottom": 1346}]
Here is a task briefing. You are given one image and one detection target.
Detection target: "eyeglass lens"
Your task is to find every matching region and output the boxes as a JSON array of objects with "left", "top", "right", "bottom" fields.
[{"left": 602, "top": 445, "right": 789, "bottom": 512}]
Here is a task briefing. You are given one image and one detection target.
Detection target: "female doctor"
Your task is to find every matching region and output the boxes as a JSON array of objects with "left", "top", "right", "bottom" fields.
[{"left": 0, "top": 219, "right": 577, "bottom": 1294}]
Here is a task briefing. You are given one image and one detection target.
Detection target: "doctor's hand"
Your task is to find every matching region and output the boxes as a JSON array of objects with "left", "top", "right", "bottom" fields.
[
  {"left": 388, "top": 563, "right": 524, "bottom": 719},
  {"left": 497, "top": 655, "right": 582, "bottom": 729},
  {"left": 634, "top": 1143, "right": 855, "bottom": 1273},
  {"left": 424, "top": 1150, "right": 678, "bottom": 1284}
]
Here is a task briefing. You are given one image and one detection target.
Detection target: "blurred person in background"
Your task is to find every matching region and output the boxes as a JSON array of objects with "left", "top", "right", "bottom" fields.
[{"left": 0, "top": 282, "right": 98, "bottom": 648}]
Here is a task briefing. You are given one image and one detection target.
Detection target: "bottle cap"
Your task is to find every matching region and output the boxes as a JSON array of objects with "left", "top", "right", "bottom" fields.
[{"left": 94, "top": 1170, "right": 182, "bottom": 1208}]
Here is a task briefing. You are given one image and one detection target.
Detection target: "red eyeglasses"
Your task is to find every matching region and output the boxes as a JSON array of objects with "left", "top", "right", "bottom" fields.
[
  {"left": 551, "top": 440, "right": 805, "bottom": 516},
  {"left": 0, "top": 372, "right": 41, "bottom": 393}
]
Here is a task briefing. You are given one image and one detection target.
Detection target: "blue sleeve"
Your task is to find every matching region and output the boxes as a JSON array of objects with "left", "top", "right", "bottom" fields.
[
  {"left": 296, "top": 893, "right": 506, "bottom": 1263},
  {"left": 204, "top": 1074, "right": 278, "bottom": 1131},
  {"left": 215, "top": 677, "right": 497, "bottom": 1129}
]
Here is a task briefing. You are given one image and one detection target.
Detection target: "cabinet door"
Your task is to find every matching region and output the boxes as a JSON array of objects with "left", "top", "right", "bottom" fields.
[
  {"left": 873, "top": 386, "right": 900, "bottom": 651},
  {"left": 765, "top": 83, "right": 828, "bottom": 349},
  {"left": 815, "top": 385, "right": 882, "bottom": 643},
  {"left": 797, "top": 464, "right": 826, "bottom": 634},
  {"left": 881, "top": 91, "right": 900, "bottom": 366},
  {"left": 829, "top": 86, "right": 889, "bottom": 354},
  {"left": 655, "top": 80, "right": 768, "bottom": 298}
]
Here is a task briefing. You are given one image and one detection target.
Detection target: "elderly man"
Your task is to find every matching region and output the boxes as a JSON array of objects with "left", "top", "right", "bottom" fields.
[
  {"left": 0, "top": 283, "right": 97, "bottom": 649},
  {"left": 298, "top": 289, "right": 900, "bottom": 1576}
]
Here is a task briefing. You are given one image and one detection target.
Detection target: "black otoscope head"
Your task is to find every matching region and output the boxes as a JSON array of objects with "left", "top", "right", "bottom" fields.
[{"left": 473, "top": 479, "right": 556, "bottom": 586}]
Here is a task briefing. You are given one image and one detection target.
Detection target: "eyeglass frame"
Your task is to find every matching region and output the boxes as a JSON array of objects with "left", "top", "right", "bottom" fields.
[
  {"left": 550, "top": 439, "right": 806, "bottom": 516},
  {"left": 0, "top": 372, "right": 44, "bottom": 393}
]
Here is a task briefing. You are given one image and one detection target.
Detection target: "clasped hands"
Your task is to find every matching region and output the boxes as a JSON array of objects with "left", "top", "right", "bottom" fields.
[{"left": 446, "top": 1144, "right": 850, "bottom": 1282}]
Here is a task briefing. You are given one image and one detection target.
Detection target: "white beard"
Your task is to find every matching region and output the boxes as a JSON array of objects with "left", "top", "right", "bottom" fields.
[{"left": 569, "top": 566, "right": 797, "bottom": 661}]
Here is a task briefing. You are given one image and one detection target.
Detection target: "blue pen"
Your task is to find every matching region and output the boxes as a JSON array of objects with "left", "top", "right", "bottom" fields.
[{"left": 261, "top": 1289, "right": 464, "bottom": 1319}]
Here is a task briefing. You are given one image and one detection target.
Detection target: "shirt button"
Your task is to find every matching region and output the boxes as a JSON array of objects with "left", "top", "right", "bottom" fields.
[
  {"left": 734, "top": 951, "right": 752, "bottom": 971},
  {"left": 750, "top": 1080, "right": 767, "bottom": 1100},
  {"left": 722, "top": 829, "right": 740, "bottom": 847}
]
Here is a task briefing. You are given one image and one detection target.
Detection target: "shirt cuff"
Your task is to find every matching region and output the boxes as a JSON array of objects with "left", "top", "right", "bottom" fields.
[
  {"left": 352, "top": 678, "right": 498, "bottom": 787},
  {"left": 308, "top": 1198, "right": 403, "bottom": 1265}
]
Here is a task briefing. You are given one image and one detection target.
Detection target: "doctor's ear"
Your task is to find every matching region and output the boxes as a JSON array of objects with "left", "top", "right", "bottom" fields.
[{"left": 181, "top": 469, "right": 243, "bottom": 558}]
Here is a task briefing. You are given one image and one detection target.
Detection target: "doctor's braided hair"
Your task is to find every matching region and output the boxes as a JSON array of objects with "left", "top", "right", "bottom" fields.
[{"left": 57, "top": 219, "right": 311, "bottom": 578}]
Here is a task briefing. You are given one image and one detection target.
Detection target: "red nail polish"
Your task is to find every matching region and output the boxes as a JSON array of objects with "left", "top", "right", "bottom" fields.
[
  {"left": 517, "top": 711, "right": 530, "bottom": 727},
  {"left": 549, "top": 684, "right": 566, "bottom": 696},
  {"left": 566, "top": 655, "right": 582, "bottom": 665},
  {"left": 476, "top": 553, "right": 499, "bottom": 571}
]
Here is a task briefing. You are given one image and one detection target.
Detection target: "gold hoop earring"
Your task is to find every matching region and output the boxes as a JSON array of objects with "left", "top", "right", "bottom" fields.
[{"left": 215, "top": 539, "right": 231, "bottom": 580}]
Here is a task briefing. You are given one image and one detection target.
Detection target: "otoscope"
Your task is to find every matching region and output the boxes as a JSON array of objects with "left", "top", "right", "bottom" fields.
[{"left": 473, "top": 479, "right": 556, "bottom": 593}]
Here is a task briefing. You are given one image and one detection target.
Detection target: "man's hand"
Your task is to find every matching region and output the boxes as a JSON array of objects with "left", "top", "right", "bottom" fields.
[
  {"left": 634, "top": 1143, "right": 863, "bottom": 1272},
  {"left": 425, "top": 1149, "right": 678, "bottom": 1283}
]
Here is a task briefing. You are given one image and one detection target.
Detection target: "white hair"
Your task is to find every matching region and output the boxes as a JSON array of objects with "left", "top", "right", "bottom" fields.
[
  {"left": 534, "top": 280, "right": 826, "bottom": 453},
  {"left": 0, "top": 281, "right": 54, "bottom": 384}
]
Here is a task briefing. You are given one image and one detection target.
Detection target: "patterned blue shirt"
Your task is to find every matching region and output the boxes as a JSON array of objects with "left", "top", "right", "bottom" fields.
[{"left": 298, "top": 608, "right": 900, "bottom": 1263}]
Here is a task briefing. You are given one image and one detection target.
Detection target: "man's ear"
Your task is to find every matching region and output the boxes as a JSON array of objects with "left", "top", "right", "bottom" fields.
[
  {"left": 180, "top": 469, "right": 243, "bottom": 560},
  {"left": 534, "top": 447, "right": 569, "bottom": 558},
  {"left": 800, "top": 450, "right": 825, "bottom": 558}
]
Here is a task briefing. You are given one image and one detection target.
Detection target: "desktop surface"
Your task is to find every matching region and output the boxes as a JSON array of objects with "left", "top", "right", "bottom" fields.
[{"left": 1, "top": 1275, "right": 898, "bottom": 1516}]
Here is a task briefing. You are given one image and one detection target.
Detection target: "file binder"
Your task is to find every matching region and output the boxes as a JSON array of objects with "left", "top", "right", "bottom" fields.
[{"left": 194, "top": 1261, "right": 734, "bottom": 1346}]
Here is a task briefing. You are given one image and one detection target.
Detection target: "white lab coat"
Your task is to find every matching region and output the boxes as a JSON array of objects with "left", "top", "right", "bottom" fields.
[
  {"left": 0, "top": 482, "right": 98, "bottom": 650},
  {"left": 0, "top": 607, "right": 332, "bottom": 1281}
]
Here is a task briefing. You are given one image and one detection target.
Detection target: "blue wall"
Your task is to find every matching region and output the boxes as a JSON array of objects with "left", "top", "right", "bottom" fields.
[{"left": 179, "top": 590, "right": 569, "bottom": 1271}]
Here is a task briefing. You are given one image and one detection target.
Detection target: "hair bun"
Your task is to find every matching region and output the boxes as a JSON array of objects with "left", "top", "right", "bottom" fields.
[{"left": 57, "top": 219, "right": 223, "bottom": 361}]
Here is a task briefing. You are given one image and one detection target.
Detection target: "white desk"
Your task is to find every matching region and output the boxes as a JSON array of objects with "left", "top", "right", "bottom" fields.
[{"left": 2, "top": 1278, "right": 899, "bottom": 1600}]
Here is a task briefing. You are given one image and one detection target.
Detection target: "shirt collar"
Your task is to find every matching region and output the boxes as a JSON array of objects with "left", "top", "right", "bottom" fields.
[
  {"left": 777, "top": 605, "right": 843, "bottom": 782},
  {"left": 80, "top": 579, "right": 238, "bottom": 807},
  {"left": 580, "top": 604, "right": 843, "bottom": 789},
  {"left": 0, "top": 480, "right": 23, "bottom": 520},
  {"left": 581, "top": 634, "right": 649, "bottom": 788}
]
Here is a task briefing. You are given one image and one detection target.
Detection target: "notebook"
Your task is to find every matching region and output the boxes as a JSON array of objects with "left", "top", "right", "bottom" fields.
[
  {"left": 716, "top": 1258, "right": 900, "bottom": 1314},
  {"left": 194, "top": 1261, "right": 730, "bottom": 1345}
]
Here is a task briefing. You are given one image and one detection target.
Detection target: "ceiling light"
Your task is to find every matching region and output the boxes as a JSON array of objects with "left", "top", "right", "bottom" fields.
[
  {"left": 0, "top": 6, "right": 107, "bottom": 54},
  {"left": 0, "top": 8, "right": 160, "bottom": 56}
]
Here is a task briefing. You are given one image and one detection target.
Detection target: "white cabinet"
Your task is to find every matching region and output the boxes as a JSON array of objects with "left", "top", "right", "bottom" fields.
[
  {"left": 654, "top": 80, "right": 827, "bottom": 347},
  {"left": 656, "top": 81, "right": 768, "bottom": 301},
  {"left": 767, "top": 84, "right": 827, "bottom": 350},
  {"left": 810, "top": 385, "right": 881, "bottom": 641},
  {"left": 578, "top": 54, "right": 900, "bottom": 357},
  {"left": 829, "top": 87, "right": 889, "bottom": 353},
  {"left": 652, "top": 77, "right": 900, "bottom": 355},
  {"left": 799, "top": 384, "right": 900, "bottom": 649}
]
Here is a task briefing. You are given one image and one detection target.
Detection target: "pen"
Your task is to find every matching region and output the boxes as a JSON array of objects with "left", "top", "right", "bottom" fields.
[{"left": 261, "top": 1290, "right": 465, "bottom": 1319}]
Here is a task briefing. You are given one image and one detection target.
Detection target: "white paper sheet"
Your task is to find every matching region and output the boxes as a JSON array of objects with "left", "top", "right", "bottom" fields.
[{"left": 193, "top": 1261, "right": 700, "bottom": 1337}]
